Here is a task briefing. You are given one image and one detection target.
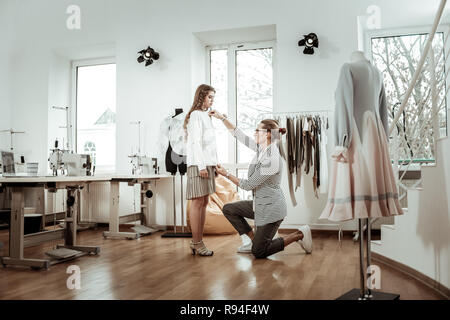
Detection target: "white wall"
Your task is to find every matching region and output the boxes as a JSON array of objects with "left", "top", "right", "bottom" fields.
[
  {"left": 47, "top": 52, "right": 71, "bottom": 157},
  {"left": 373, "top": 135, "right": 450, "bottom": 291},
  {"left": 416, "top": 136, "right": 450, "bottom": 290},
  {"left": 0, "top": 0, "right": 14, "bottom": 150},
  {"left": 3, "top": 0, "right": 449, "bottom": 230}
]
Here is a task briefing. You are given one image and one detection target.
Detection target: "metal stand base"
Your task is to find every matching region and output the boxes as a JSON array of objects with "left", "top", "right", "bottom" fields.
[
  {"left": 131, "top": 225, "right": 159, "bottom": 236},
  {"left": 336, "top": 288, "right": 400, "bottom": 300},
  {"left": 103, "top": 231, "right": 140, "bottom": 240},
  {"left": 56, "top": 244, "right": 100, "bottom": 255},
  {"left": 1, "top": 257, "right": 50, "bottom": 270},
  {"left": 161, "top": 231, "right": 192, "bottom": 238}
]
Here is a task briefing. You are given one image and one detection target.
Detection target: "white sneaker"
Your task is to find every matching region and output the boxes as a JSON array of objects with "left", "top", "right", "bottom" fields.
[
  {"left": 298, "top": 225, "right": 313, "bottom": 254},
  {"left": 237, "top": 242, "right": 252, "bottom": 253}
]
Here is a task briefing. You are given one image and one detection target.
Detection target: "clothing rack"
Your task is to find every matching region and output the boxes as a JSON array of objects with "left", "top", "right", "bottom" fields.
[{"left": 259, "top": 109, "right": 331, "bottom": 119}]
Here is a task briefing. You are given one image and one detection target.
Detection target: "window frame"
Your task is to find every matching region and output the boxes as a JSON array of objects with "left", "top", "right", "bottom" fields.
[
  {"left": 364, "top": 25, "right": 449, "bottom": 146},
  {"left": 206, "top": 40, "right": 276, "bottom": 174},
  {"left": 70, "top": 56, "right": 116, "bottom": 172}
]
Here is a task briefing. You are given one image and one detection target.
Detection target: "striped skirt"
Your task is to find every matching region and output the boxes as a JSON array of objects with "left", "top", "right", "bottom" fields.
[{"left": 186, "top": 165, "right": 216, "bottom": 200}]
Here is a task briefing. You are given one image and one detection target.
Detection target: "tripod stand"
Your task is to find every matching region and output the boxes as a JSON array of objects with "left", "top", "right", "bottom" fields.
[
  {"left": 337, "top": 218, "right": 400, "bottom": 300},
  {"left": 161, "top": 174, "right": 192, "bottom": 238}
]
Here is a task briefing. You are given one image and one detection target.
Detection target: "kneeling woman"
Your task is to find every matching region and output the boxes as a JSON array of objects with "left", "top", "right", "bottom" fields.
[{"left": 210, "top": 111, "right": 313, "bottom": 258}]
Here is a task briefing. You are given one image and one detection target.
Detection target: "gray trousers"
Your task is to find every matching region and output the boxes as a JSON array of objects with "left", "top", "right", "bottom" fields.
[{"left": 222, "top": 200, "right": 284, "bottom": 259}]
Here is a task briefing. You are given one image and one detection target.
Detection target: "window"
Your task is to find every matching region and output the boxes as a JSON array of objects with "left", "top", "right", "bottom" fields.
[
  {"left": 208, "top": 42, "right": 274, "bottom": 178},
  {"left": 368, "top": 28, "right": 447, "bottom": 163},
  {"left": 73, "top": 59, "right": 116, "bottom": 172}
]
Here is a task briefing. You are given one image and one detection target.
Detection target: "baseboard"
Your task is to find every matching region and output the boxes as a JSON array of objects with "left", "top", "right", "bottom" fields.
[
  {"left": 278, "top": 228, "right": 380, "bottom": 238},
  {"left": 372, "top": 252, "right": 450, "bottom": 300}
]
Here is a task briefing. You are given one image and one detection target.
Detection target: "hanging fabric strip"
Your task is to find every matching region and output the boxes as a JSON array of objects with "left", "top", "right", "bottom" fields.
[
  {"left": 313, "top": 116, "right": 321, "bottom": 198},
  {"left": 285, "top": 117, "right": 297, "bottom": 206},
  {"left": 303, "top": 117, "right": 313, "bottom": 175},
  {"left": 320, "top": 115, "right": 329, "bottom": 194},
  {"left": 295, "top": 116, "right": 302, "bottom": 191}
]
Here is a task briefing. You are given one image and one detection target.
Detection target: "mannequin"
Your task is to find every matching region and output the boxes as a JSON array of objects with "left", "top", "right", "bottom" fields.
[
  {"left": 350, "top": 50, "right": 369, "bottom": 63},
  {"left": 165, "top": 108, "right": 187, "bottom": 176},
  {"left": 159, "top": 108, "right": 191, "bottom": 238},
  {"left": 321, "top": 50, "right": 403, "bottom": 300}
]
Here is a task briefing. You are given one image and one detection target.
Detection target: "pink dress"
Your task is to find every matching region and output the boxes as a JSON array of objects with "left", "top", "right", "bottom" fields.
[{"left": 320, "top": 60, "right": 404, "bottom": 222}]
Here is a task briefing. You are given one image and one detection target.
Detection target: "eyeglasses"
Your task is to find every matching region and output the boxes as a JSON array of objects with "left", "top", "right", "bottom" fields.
[{"left": 254, "top": 129, "right": 268, "bottom": 133}]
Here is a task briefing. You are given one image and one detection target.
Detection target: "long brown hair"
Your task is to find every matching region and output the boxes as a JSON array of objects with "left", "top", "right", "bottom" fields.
[
  {"left": 259, "top": 119, "right": 287, "bottom": 159},
  {"left": 183, "top": 84, "right": 216, "bottom": 130}
]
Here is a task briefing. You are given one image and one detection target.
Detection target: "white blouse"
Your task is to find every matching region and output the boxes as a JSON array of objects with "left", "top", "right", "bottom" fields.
[
  {"left": 186, "top": 110, "right": 218, "bottom": 171},
  {"left": 158, "top": 112, "right": 186, "bottom": 157}
]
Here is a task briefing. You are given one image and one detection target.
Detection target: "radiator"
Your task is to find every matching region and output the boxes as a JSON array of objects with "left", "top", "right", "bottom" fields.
[{"left": 80, "top": 182, "right": 139, "bottom": 223}]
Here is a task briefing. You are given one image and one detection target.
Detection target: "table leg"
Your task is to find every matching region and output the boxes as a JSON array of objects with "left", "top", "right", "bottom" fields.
[
  {"left": 1, "top": 187, "right": 50, "bottom": 270},
  {"left": 103, "top": 181, "right": 138, "bottom": 239},
  {"left": 59, "top": 187, "right": 100, "bottom": 254}
]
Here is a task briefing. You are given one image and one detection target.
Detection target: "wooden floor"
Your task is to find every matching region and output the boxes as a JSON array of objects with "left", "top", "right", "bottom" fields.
[{"left": 0, "top": 227, "right": 446, "bottom": 300}]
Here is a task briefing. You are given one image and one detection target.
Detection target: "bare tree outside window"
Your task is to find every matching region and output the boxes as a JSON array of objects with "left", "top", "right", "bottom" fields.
[
  {"left": 209, "top": 44, "right": 274, "bottom": 165},
  {"left": 237, "top": 48, "right": 273, "bottom": 163},
  {"left": 371, "top": 33, "right": 447, "bottom": 163},
  {"left": 210, "top": 49, "right": 229, "bottom": 163}
]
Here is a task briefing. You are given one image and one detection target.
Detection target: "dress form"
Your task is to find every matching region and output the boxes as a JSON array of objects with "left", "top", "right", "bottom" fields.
[{"left": 350, "top": 50, "right": 369, "bottom": 63}]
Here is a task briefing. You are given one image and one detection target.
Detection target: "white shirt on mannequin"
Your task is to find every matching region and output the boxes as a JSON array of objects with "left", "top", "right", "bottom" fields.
[{"left": 159, "top": 112, "right": 186, "bottom": 157}]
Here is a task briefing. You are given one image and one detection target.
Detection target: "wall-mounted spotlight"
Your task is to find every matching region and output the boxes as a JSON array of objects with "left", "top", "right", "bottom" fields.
[
  {"left": 137, "top": 46, "right": 160, "bottom": 66},
  {"left": 298, "top": 33, "right": 319, "bottom": 55}
]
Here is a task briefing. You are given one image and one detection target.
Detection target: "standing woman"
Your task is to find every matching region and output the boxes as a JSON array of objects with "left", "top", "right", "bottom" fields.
[
  {"left": 210, "top": 110, "right": 313, "bottom": 258},
  {"left": 184, "top": 84, "right": 217, "bottom": 256}
]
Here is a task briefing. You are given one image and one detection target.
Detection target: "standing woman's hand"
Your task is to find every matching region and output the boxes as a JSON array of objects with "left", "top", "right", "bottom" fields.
[{"left": 199, "top": 169, "right": 209, "bottom": 179}]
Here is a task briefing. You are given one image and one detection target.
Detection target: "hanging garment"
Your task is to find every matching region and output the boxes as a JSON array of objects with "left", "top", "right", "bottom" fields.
[
  {"left": 299, "top": 116, "right": 305, "bottom": 166},
  {"left": 285, "top": 117, "right": 297, "bottom": 206},
  {"left": 319, "top": 116, "right": 329, "bottom": 194},
  {"left": 312, "top": 116, "right": 320, "bottom": 198},
  {"left": 295, "top": 116, "right": 302, "bottom": 191},
  {"left": 320, "top": 60, "right": 404, "bottom": 222},
  {"left": 303, "top": 117, "right": 313, "bottom": 175}
]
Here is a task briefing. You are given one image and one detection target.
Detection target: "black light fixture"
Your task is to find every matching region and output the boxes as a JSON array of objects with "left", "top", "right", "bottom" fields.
[
  {"left": 298, "top": 33, "right": 319, "bottom": 55},
  {"left": 137, "top": 46, "right": 160, "bottom": 66}
]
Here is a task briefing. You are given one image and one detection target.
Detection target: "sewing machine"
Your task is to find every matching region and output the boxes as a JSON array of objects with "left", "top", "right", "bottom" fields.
[
  {"left": 49, "top": 139, "right": 69, "bottom": 176},
  {"left": 61, "top": 153, "right": 92, "bottom": 176},
  {"left": 49, "top": 148, "right": 66, "bottom": 176},
  {"left": 129, "top": 154, "right": 158, "bottom": 175},
  {"left": 49, "top": 149, "right": 92, "bottom": 177}
]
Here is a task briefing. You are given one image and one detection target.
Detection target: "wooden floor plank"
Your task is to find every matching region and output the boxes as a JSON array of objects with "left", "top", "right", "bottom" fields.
[{"left": 0, "top": 227, "right": 446, "bottom": 300}]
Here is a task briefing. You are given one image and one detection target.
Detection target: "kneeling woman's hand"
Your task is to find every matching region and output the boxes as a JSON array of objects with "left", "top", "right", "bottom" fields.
[
  {"left": 209, "top": 109, "right": 224, "bottom": 120},
  {"left": 199, "top": 169, "right": 209, "bottom": 179},
  {"left": 215, "top": 164, "right": 228, "bottom": 177}
]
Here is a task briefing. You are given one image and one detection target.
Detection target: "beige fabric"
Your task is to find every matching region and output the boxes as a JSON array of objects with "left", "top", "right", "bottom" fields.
[
  {"left": 320, "top": 114, "right": 403, "bottom": 221},
  {"left": 187, "top": 175, "right": 240, "bottom": 235}
]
